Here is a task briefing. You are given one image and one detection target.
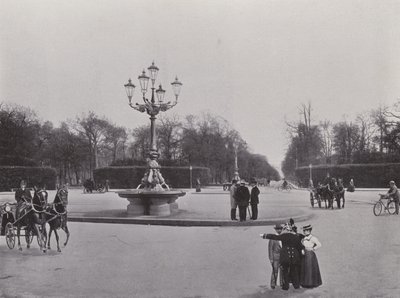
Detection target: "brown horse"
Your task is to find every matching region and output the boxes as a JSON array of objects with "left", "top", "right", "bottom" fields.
[
  {"left": 16, "top": 187, "right": 48, "bottom": 252},
  {"left": 45, "top": 186, "right": 70, "bottom": 252}
]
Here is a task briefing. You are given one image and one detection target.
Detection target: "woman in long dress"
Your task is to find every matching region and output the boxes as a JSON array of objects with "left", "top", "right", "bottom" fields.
[{"left": 300, "top": 224, "right": 322, "bottom": 288}]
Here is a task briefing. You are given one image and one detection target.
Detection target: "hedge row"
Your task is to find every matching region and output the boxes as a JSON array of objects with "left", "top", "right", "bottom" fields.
[
  {"left": 0, "top": 166, "right": 57, "bottom": 191},
  {"left": 295, "top": 163, "right": 400, "bottom": 188},
  {"left": 94, "top": 166, "right": 211, "bottom": 189}
]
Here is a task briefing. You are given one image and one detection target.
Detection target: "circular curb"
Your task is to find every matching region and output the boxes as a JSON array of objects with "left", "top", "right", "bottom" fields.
[{"left": 68, "top": 213, "right": 315, "bottom": 227}]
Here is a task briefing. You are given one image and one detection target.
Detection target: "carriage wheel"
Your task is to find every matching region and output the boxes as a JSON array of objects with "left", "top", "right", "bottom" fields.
[
  {"left": 373, "top": 202, "right": 382, "bottom": 216},
  {"left": 5, "top": 223, "right": 15, "bottom": 249},
  {"left": 387, "top": 201, "right": 396, "bottom": 215},
  {"left": 310, "top": 194, "right": 314, "bottom": 207}
]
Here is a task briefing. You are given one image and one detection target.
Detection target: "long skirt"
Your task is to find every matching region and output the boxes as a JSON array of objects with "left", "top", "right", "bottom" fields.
[{"left": 300, "top": 250, "right": 322, "bottom": 288}]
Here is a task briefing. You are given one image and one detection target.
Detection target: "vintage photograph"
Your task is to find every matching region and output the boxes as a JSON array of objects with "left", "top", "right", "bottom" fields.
[{"left": 1, "top": 0, "right": 400, "bottom": 297}]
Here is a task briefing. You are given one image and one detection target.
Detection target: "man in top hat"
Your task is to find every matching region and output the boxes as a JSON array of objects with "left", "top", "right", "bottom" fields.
[
  {"left": 235, "top": 180, "right": 250, "bottom": 221},
  {"left": 15, "top": 180, "right": 32, "bottom": 219},
  {"left": 267, "top": 224, "right": 283, "bottom": 289},
  {"left": 261, "top": 223, "right": 304, "bottom": 290},
  {"left": 386, "top": 180, "right": 400, "bottom": 215},
  {"left": 249, "top": 178, "right": 260, "bottom": 220}
]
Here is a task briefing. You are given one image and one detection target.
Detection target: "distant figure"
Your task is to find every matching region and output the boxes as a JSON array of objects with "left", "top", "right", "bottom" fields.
[
  {"left": 336, "top": 178, "right": 345, "bottom": 208},
  {"left": 267, "top": 224, "right": 283, "bottom": 289},
  {"left": 347, "top": 178, "right": 355, "bottom": 192},
  {"left": 385, "top": 180, "right": 400, "bottom": 215},
  {"left": 250, "top": 178, "right": 260, "bottom": 220},
  {"left": 230, "top": 179, "right": 239, "bottom": 220},
  {"left": 235, "top": 180, "right": 250, "bottom": 221},
  {"left": 282, "top": 178, "right": 288, "bottom": 189},
  {"left": 196, "top": 178, "right": 201, "bottom": 192},
  {"left": 300, "top": 224, "right": 322, "bottom": 288},
  {"left": 105, "top": 179, "right": 110, "bottom": 192}
]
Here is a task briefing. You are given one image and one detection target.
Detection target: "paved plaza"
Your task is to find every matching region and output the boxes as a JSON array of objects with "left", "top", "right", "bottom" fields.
[{"left": 0, "top": 187, "right": 399, "bottom": 297}]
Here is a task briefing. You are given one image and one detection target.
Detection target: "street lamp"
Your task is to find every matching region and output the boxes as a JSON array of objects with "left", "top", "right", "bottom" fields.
[
  {"left": 233, "top": 142, "right": 240, "bottom": 182},
  {"left": 124, "top": 61, "right": 182, "bottom": 190}
]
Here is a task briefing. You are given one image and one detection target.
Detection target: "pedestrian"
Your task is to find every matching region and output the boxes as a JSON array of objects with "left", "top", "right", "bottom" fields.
[
  {"left": 347, "top": 178, "right": 355, "bottom": 192},
  {"left": 300, "top": 224, "right": 322, "bottom": 288},
  {"left": 385, "top": 180, "right": 400, "bottom": 215},
  {"left": 267, "top": 224, "right": 283, "bottom": 289},
  {"left": 14, "top": 180, "right": 32, "bottom": 220},
  {"left": 229, "top": 179, "right": 238, "bottom": 220},
  {"left": 250, "top": 178, "right": 260, "bottom": 220},
  {"left": 235, "top": 180, "right": 250, "bottom": 221},
  {"left": 261, "top": 223, "right": 304, "bottom": 290},
  {"left": 337, "top": 178, "right": 345, "bottom": 208}
]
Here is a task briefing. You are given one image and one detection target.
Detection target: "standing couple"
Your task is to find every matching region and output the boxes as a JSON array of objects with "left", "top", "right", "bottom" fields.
[
  {"left": 261, "top": 222, "right": 322, "bottom": 290},
  {"left": 230, "top": 178, "right": 259, "bottom": 221}
]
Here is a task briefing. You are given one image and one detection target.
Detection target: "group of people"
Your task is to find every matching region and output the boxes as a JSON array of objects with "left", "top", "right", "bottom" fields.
[
  {"left": 229, "top": 178, "right": 259, "bottom": 221},
  {"left": 261, "top": 220, "right": 322, "bottom": 290}
]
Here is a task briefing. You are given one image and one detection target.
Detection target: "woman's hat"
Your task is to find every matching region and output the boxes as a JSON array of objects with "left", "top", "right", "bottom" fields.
[
  {"left": 240, "top": 179, "right": 246, "bottom": 185},
  {"left": 273, "top": 224, "right": 283, "bottom": 230},
  {"left": 302, "top": 224, "right": 312, "bottom": 231}
]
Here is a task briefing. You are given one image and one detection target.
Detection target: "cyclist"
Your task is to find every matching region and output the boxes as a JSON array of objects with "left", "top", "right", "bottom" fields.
[
  {"left": 282, "top": 178, "right": 288, "bottom": 189},
  {"left": 385, "top": 181, "right": 399, "bottom": 215}
]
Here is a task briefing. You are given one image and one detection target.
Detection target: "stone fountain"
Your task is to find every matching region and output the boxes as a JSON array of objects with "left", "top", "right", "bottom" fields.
[{"left": 117, "top": 61, "right": 186, "bottom": 216}]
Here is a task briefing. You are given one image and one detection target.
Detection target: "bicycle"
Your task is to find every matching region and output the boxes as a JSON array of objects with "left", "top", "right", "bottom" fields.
[{"left": 373, "top": 194, "right": 397, "bottom": 216}]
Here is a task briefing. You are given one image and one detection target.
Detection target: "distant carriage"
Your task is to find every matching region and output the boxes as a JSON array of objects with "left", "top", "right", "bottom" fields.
[{"left": 83, "top": 179, "right": 106, "bottom": 193}]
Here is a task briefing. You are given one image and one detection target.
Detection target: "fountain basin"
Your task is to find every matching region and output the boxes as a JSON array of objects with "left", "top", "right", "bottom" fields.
[{"left": 117, "top": 189, "right": 186, "bottom": 216}]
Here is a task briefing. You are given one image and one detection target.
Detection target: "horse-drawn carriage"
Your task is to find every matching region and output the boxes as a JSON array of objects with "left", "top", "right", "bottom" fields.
[
  {"left": 83, "top": 179, "right": 106, "bottom": 193},
  {"left": 309, "top": 183, "right": 345, "bottom": 209},
  {"left": 1, "top": 186, "right": 70, "bottom": 253}
]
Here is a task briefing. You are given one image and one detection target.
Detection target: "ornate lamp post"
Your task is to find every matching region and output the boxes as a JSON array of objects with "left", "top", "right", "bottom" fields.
[
  {"left": 124, "top": 61, "right": 182, "bottom": 190},
  {"left": 233, "top": 142, "right": 240, "bottom": 182},
  {"left": 118, "top": 61, "right": 185, "bottom": 216}
]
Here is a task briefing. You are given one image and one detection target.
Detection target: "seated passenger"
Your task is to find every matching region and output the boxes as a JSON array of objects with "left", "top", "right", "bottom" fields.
[{"left": 15, "top": 180, "right": 32, "bottom": 219}]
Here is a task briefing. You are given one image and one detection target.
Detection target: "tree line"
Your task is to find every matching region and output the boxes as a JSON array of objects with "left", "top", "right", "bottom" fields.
[
  {"left": 0, "top": 102, "right": 280, "bottom": 185},
  {"left": 282, "top": 101, "right": 400, "bottom": 180}
]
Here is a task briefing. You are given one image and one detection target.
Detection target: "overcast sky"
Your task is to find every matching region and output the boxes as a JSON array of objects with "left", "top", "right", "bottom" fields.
[{"left": 1, "top": 0, "right": 400, "bottom": 172}]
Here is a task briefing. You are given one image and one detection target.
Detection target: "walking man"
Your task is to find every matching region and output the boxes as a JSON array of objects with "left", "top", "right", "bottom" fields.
[
  {"left": 236, "top": 180, "right": 250, "bottom": 221},
  {"left": 250, "top": 178, "right": 260, "bottom": 220}
]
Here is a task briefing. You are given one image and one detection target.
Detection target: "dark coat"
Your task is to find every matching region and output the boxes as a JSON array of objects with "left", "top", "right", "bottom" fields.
[
  {"left": 235, "top": 185, "right": 250, "bottom": 207},
  {"left": 263, "top": 233, "right": 304, "bottom": 265},
  {"left": 15, "top": 188, "right": 32, "bottom": 204},
  {"left": 250, "top": 186, "right": 260, "bottom": 205}
]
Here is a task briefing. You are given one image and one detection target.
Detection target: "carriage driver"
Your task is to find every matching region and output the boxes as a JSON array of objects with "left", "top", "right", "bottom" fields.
[
  {"left": 15, "top": 180, "right": 32, "bottom": 219},
  {"left": 385, "top": 181, "right": 400, "bottom": 215}
]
